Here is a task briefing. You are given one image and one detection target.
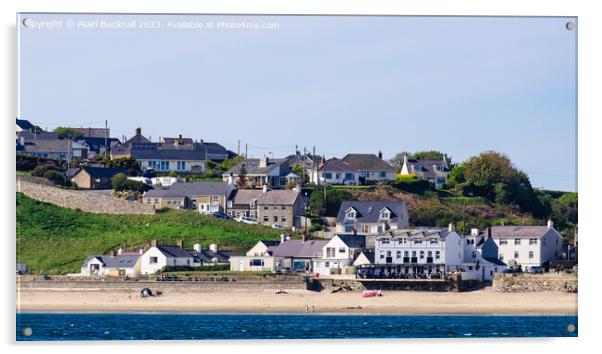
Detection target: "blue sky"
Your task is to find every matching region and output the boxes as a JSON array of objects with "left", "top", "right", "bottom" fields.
[{"left": 18, "top": 14, "right": 577, "bottom": 191}]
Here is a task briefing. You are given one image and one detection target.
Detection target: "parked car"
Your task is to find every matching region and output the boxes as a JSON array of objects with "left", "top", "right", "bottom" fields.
[
  {"left": 526, "top": 266, "right": 544, "bottom": 274},
  {"left": 236, "top": 216, "right": 258, "bottom": 225},
  {"left": 271, "top": 224, "right": 283, "bottom": 229},
  {"left": 502, "top": 268, "right": 518, "bottom": 274},
  {"left": 212, "top": 212, "right": 230, "bottom": 220}
]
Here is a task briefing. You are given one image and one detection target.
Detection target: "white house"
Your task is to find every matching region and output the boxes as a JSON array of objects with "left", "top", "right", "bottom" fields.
[
  {"left": 489, "top": 221, "right": 563, "bottom": 268},
  {"left": 335, "top": 200, "right": 409, "bottom": 235},
  {"left": 80, "top": 253, "right": 141, "bottom": 277},
  {"left": 371, "top": 225, "right": 465, "bottom": 276},
  {"left": 139, "top": 240, "right": 231, "bottom": 275},
  {"left": 461, "top": 228, "right": 507, "bottom": 281},
  {"left": 400, "top": 155, "right": 450, "bottom": 188},
  {"left": 229, "top": 239, "right": 283, "bottom": 272},
  {"left": 312, "top": 235, "right": 366, "bottom": 277},
  {"left": 311, "top": 158, "right": 360, "bottom": 185}
]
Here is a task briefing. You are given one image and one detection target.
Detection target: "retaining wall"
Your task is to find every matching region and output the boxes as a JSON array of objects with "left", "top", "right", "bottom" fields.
[
  {"left": 16, "top": 179, "right": 155, "bottom": 215},
  {"left": 492, "top": 273, "right": 578, "bottom": 293}
]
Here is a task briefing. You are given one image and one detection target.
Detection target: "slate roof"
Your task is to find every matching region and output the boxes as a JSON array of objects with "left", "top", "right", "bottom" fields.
[
  {"left": 124, "top": 132, "right": 151, "bottom": 146},
  {"left": 336, "top": 200, "right": 407, "bottom": 225},
  {"left": 336, "top": 235, "right": 366, "bottom": 249},
  {"left": 229, "top": 189, "right": 264, "bottom": 205},
  {"left": 482, "top": 257, "right": 507, "bottom": 266},
  {"left": 318, "top": 158, "right": 355, "bottom": 172},
  {"left": 17, "top": 131, "right": 58, "bottom": 142},
  {"left": 131, "top": 148, "right": 208, "bottom": 161},
  {"left": 256, "top": 190, "right": 301, "bottom": 206},
  {"left": 79, "top": 166, "right": 128, "bottom": 178},
  {"left": 354, "top": 250, "right": 375, "bottom": 263},
  {"left": 271, "top": 240, "right": 328, "bottom": 258},
  {"left": 378, "top": 227, "right": 452, "bottom": 239},
  {"left": 162, "top": 137, "right": 194, "bottom": 145},
  {"left": 16, "top": 119, "right": 34, "bottom": 130},
  {"left": 342, "top": 154, "right": 396, "bottom": 172},
  {"left": 157, "top": 245, "right": 194, "bottom": 258},
  {"left": 192, "top": 250, "right": 232, "bottom": 264},
  {"left": 406, "top": 159, "right": 450, "bottom": 178},
  {"left": 225, "top": 158, "right": 289, "bottom": 176},
  {"left": 84, "top": 254, "right": 140, "bottom": 268},
  {"left": 489, "top": 226, "right": 552, "bottom": 238},
  {"left": 22, "top": 139, "right": 86, "bottom": 153},
  {"left": 75, "top": 137, "right": 121, "bottom": 151},
  {"left": 144, "top": 181, "right": 229, "bottom": 198}
]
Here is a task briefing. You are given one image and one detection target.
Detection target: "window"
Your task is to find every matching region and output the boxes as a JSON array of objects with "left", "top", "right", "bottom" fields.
[
  {"left": 186, "top": 259, "right": 190, "bottom": 265},
  {"left": 396, "top": 251, "right": 401, "bottom": 259},
  {"left": 345, "top": 210, "right": 356, "bottom": 219},
  {"left": 404, "top": 251, "right": 409, "bottom": 257},
  {"left": 281, "top": 215, "right": 287, "bottom": 223},
  {"left": 379, "top": 211, "right": 390, "bottom": 219},
  {"left": 263, "top": 216, "right": 269, "bottom": 223},
  {"left": 414, "top": 239, "right": 423, "bottom": 244},
  {"left": 325, "top": 262, "right": 330, "bottom": 267},
  {"left": 430, "top": 238, "right": 438, "bottom": 244},
  {"left": 411, "top": 251, "right": 417, "bottom": 257},
  {"left": 380, "top": 238, "right": 390, "bottom": 245},
  {"left": 379, "top": 171, "right": 386, "bottom": 178},
  {"left": 264, "top": 206, "right": 268, "bottom": 210},
  {"left": 514, "top": 238, "right": 521, "bottom": 245},
  {"left": 338, "top": 247, "right": 346, "bottom": 253},
  {"left": 555, "top": 239, "right": 559, "bottom": 245},
  {"left": 435, "top": 251, "right": 440, "bottom": 259},
  {"left": 345, "top": 173, "right": 353, "bottom": 180},
  {"left": 386, "top": 251, "right": 391, "bottom": 257},
  {"left": 514, "top": 251, "right": 519, "bottom": 259},
  {"left": 149, "top": 257, "right": 158, "bottom": 264},
  {"left": 251, "top": 259, "right": 264, "bottom": 267},
  {"left": 324, "top": 172, "right": 332, "bottom": 179},
  {"left": 500, "top": 239, "right": 508, "bottom": 245},
  {"left": 529, "top": 251, "right": 534, "bottom": 259},
  {"left": 529, "top": 238, "right": 537, "bottom": 245},
  {"left": 326, "top": 247, "right": 336, "bottom": 258},
  {"left": 427, "top": 251, "right": 432, "bottom": 257},
  {"left": 420, "top": 251, "right": 425, "bottom": 259},
  {"left": 281, "top": 206, "right": 286, "bottom": 210}
]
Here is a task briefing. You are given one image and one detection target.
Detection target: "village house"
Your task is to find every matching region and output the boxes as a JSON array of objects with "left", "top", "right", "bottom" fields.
[
  {"left": 400, "top": 155, "right": 451, "bottom": 188},
  {"left": 369, "top": 225, "right": 465, "bottom": 277},
  {"left": 335, "top": 200, "right": 409, "bottom": 235},
  {"left": 461, "top": 228, "right": 508, "bottom": 281},
  {"left": 229, "top": 239, "right": 283, "bottom": 272},
  {"left": 17, "top": 137, "right": 88, "bottom": 161},
  {"left": 489, "top": 221, "right": 563, "bottom": 268},
  {"left": 271, "top": 239, "right": 329, "bottom": 272},
  {"left": 341, "top": 152, "right": 397, "bottom": 184},
  {"left": 227, "top": 188, "right": 264, "bottom": 220},
  {"left": 142, "top": 181, "right": 235, "bottom": 213},
  {"left": 16, "top": 118, "right": 35, "bottom": 132},
  {"left": 74, "top": 136, "right": 121, "bottom": 160},
  {"left": 72, "top": 166, "right": 128, "bottom": 190},
  {"left": 312, "top": 235, "right": 366, "bottom": 277},
  {"left": 223, "top": 156, "right": 292, "bottom": 189},
  {"left": 80, "top": 253, "right": 141, "bottom": 277},
  {"left": 139, "top": 240, "right": 231, "bottom": 275},
  {"left": 311, "top": 158, "right": 359, "bottom": 185},
  {"left": 256, "top": 186, "right": 305, "bottom": 229}
]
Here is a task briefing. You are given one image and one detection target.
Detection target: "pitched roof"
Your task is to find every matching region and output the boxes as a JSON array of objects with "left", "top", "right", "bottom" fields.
[
  {"left": 144, "top": 181, "right": 230, "bottom": 198},
  {"left": 260, "top": 240, "right": 281, "bottom": 247},
  {"left": 336, "top": 235, "right": 366, "bottom": 249},
  {"left": 124, "top": 132, "right": 151, "bottom": 146},
  {"left": 271, "top": 240, "right": 328, "bottom": 258},
  {"left": 22, "top": 139, "right": 86, "bottom": 153},
  {"left": 336, "top": 200, "right": 407, "bottom": 224},
  {"left": 342, "top": 154, "right": 396, "bottom": 172},
  {"left": 379, "top": 227, "right": 452, "bottom": 239},
  {"left": 482, "top": 257, "right": 507, "bottom": 266},
  {"left": 16, "top": 119, "right": 34, "bottom": 130},
  {"left": 192, "top": 250, "right": 232, "bottom": 263},
  {"left": 84, "top": 254, "right": 140, "bottom": 268},
  {"left": 225, "top": 158, "right": 289, "bottom": 176},
  {"left": 354, "top": 250, "right": 375, "bottom": 263},
  {"left": 256, "top": 190, "right": 301, "bottom": 205},
  {"left": 131, "top": 148, "right": 208, "bottom": 161},
  {"left": 229, "top": 189, "right": 264, "bottom": 205},
  {"left": 490, "top": 226, "right": 553, "bottom": 238},
  {"left": 162, "top": 137, "right": 194, "bottom": 145},
  {"left": 79, "top": 166, "right": 129, "bottom": 178},
  {"left": 406, "top": 159, "right": 450, "bottom": 178},
  {"left": 318, "top": 158, "right": 355, "bottom": 172},
  {"left": 17, "top": 131, "right": 58, "bottom": 142},
  {"left": 157, "top": 245, "right": 193, "bottom": 258},
  {"left": 75, "top": 137, "right": 121, "bottom": 151}
]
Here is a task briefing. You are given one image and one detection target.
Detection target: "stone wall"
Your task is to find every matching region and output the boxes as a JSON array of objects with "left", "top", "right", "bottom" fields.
[
  {"left": 492, "top": 274, "right": 578, "bottom": 293},
  {"left": 16, "top": 179, "right": 155, "bottom": 215}
]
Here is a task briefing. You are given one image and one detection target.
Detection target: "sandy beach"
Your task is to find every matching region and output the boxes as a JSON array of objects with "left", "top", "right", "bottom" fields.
[{"left": 17, "top": 287, "right": 577, "bottom": 315}]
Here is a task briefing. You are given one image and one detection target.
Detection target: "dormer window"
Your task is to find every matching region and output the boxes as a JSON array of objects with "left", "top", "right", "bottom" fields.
[
  {"left": 379, "top": 208, "right": 391, "bottom": 220},
  {"left": 345, "top": 208, "right": 357, "bottom": 220}
]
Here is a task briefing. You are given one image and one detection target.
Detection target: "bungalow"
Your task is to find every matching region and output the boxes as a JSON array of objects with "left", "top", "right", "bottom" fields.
[
  {"left": 400, "top": 155, "right": 450, "bottom": 188},
  {"left": 72, "top": 166, "right": 128, "bottom": 190},
  {"left": 311, "top": 158, "right": 359, "bottom": 185},
  {"left": 312, "top": 235, "right": 366, "bottom": 277},
  {"left": 142, "top": 181, "right": 235, "bottom": 213},
  {"left": 223, "top": 156, "right": 292, "bottom": 189},
  {"left": 139, "top": 240, "right": 231, "bottom": 275},
  {"left": 80, "top": 253, "right": 141, "bottom": 277},
  {"left": 18, "top": 138, "right": 88, "bottom": 161},
  {"left": 489, "top": 221, "right": 563, "bottom": 268},
  {"left": 229, "top": 239, "right": 283, "bottom": 272},
  {"left": 271, "top": 239, "right": 328, "bottom": 272},
  {"left": 342, "top": 152, "right": 397, "bottom": 184},
  {"left": 335, "top": 200, "right": 409, "bottom": 235}
]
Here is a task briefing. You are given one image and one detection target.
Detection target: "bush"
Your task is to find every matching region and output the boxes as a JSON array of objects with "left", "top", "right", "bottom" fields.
[
  {"left": 116, "top": 179, "right": 151, "bottom": 193},
  {"left": 396, "top": 173, "right": 417, "bottom": 182},
  {"left": 17, "top": 155, "right": 63, "bottom": 172},
  {"left": 31, "top": 164, "right": 60, "bottom": 177},
  {"left": 390, "top": 179, "right": 432, "bottom": 195},
  {"left": 43, "top": 170, "right": 67, "bottom": 186},
  {"left": 111, "top": 173, "right": 127, "bottom": 190}
]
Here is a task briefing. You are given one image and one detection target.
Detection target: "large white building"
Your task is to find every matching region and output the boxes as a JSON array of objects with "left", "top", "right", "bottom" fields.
[
  {"left": 489, "top": 221, "right": 563, "bottom": 268},
  {"left": 312, "top": 235, "right": 366, "bottom": 276}
]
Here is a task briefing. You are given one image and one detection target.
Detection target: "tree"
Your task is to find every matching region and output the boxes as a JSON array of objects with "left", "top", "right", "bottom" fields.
[
  {"left": 43, "top": 170, "right": 67, "bottom": 186},
  {"left": 308, "top": 187, "right": 356, "bottom": 217},
  {"left": 104, "top": 157, "right": 141, "bottom": 176},
  {"left": 31, "top": 164, "right": 60, "bottom": 177},
  {"left": 112, "top": 173, "right": 127, "bottom": 190},
  {"left": 53, "top": 127, "right": 84, "bottom": 139},
  {"left": 411, "top": 150, "right": 451, "bottom": 163},
  {"left": 388, "top": 151, "right": 411, "bottom": 171},
  {"left": 447, "top": 164, "right": 466, "bottom": 185},
  {"left": 292, "top": 163, "right": 309, "bottom": 184}
]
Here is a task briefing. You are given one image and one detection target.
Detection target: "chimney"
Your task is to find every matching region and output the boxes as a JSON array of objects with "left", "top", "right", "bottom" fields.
[
  {"left": 193, "top": 243, "right": 201, "bottom": 253},
  {"left": 262, "top": 184, "right": 268, "bottom": 194},
  {"left": 259, "top": 155, "right": 269, "bottom": 168},
  {"left": 135, "top": 127, "right": 141, "bottom": 136},
  {"left": 470, "top": 228, "right": 479, "bottom": 236},
  {"left": 280, "top": 233, "right": 286, "bottom": 244},
  {"left": 209, "top": 244, "right": 218, "bottom": 252},
  {"left": 547, "top": 219, "right": 554, "bottom": 228},
  {"left": 448, "top": 222, "right": 455, "bottom": 233},
  {"left": 177, "top": 239, "right": 184, "bottom": 248},
  {"left": 378, "top": 150, "right": 383, "bottom": 160},
  {"left": 151, "top": 239, "right": 157, "bottom": 247}
]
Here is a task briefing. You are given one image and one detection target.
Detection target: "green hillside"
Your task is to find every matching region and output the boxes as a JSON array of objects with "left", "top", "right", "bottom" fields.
[{"left": 16, "top": 193, "right": 287, "bottom": 274}]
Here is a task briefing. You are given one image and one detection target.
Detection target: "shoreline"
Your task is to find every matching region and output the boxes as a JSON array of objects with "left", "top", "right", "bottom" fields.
[{"left": 17, "top": 287, "right": 578, "bottom": 316}]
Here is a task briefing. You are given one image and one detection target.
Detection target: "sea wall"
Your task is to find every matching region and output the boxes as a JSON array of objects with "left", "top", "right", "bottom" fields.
[
  {"left": 17, "top": 275, "right": 307, "bottom": 291},
  {"left": 16, "top": 179, "right": 155, "bottom": 215},
  {"left": 492, "top": 274, "right": 577, "bottom": 293}
]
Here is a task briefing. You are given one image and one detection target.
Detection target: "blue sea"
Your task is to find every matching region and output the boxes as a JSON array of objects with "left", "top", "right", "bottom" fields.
[{"left": 16, "top": 313, "right": 577, "bottom": 341}]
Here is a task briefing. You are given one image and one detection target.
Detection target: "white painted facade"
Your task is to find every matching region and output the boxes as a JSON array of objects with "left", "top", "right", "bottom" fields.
[
  {"left": 312, "top": 235, "right": 364, "bottom": 276},
  {"left": 139, "top": 247, "right": 194, "bottom": 275},
  {"left": 311, "top": 170, "right": 360, "bottom": 185},
  {"left": 80, "top": 256, "right": 140, "bottom": 277},
  {"left": 492, "top": 227, "right": 563, "bottom": 268},
  {"left": 140, "top": 159, "right": 207, "bottom": 173}
]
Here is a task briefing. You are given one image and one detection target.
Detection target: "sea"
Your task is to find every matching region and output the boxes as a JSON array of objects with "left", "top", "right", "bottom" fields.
[{"left": 16, "top": 313, "right": 577, "bottom": 341}]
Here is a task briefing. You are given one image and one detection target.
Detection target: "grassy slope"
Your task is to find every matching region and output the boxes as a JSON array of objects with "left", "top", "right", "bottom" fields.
[{"left": 16, "top": 193, "right": 286, "bottom": 274}]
